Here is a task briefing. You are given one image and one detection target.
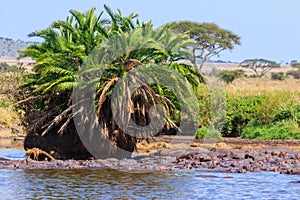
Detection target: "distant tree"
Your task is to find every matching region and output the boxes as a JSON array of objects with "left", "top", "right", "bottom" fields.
[
  {"left": 286, "top": 70, "right": 300, "bottom": 79},
  {"left": 271, "top": 72, "right": 285, "bottom": 81},
  {"left": 171, "top": 21, "right": 241, "bottom": 72},
  {"left": 239, "top": 58, "right": 280, "bottom": 77},
  {"left": 288, "top": 62, "right": 300, "bottom": 79},
  {"left": 291, "top": 62, "right": 300, "bottom": 69},
  {"left": 217, "top": 69, "right": 245, "bottom": 84}
]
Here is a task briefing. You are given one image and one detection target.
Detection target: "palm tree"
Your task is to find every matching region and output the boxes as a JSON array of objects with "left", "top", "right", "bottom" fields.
[
  {"left": 73, "top": 25, "right": 202, "bottom": 158},
  {"left": 19, "top": 7, "right": 108, "bottom": 159},
  {"left": 19, "top": 6, "right": 203, "bottom": 160}
]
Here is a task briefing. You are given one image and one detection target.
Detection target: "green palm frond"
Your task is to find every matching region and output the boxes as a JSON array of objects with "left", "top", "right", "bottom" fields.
[{"left": 21, "top": 5, "right": 203, "bottom": 154}]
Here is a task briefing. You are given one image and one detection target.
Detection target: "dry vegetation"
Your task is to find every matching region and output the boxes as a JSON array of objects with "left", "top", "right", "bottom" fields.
[
  {"left": 227, "top": 77, "right": 300, "bottom": 92},
  {"left": 203, "top": 63, "right": 300, "bottom": 97},
  {"left": 0, "top": 72, "right": 23, "bottom": 134}
]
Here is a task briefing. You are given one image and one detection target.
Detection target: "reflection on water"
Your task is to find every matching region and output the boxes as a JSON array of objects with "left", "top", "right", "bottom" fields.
[
  {"left": 0, "top": 148, "right": 25, "bottom": 159},
  {"left": 0, "top": 169, "right": 299, "bottom": 199},
  {"left": 0, "top": 149, "right": 299, "bottom": 199}
]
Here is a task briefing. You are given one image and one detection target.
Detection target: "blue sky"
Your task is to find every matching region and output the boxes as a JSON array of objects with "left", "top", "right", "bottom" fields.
[{"left": 1, "top": 0, "right": 299, "bottom": 63}]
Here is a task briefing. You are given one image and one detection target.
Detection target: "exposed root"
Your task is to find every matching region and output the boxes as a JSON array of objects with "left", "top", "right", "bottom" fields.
[{"left": 25, "top": 148, "right": 55, "bottom": 161}]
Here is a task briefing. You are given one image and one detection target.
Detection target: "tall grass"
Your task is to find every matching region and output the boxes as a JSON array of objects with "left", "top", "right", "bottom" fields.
[{"left": 227, "top": 77, "right": 300, "bottom": 94}]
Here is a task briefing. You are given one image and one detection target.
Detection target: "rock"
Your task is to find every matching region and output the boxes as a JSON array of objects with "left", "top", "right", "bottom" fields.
[
  {"left": 157, "top": 156, "right": 177, "bottom": 164},
  {"left": 195, "top": 174, "right": 234, "bottom": 179},
  {"left": 244, "top": 154, "right": 255, "bottom": 160},
  {"left": 155, "top": 148, "right": 210, "bottom": 159},
  {"left": 289, "top": 181, "right": 300, "bottom": 184},
  {"left": 94, "top": 159, "right": 115, "bottom": 168},
  {"left": 195, "top": 174, "right": 221, "bottom": 178},
  {"left": 105, "top": 158, "right": 119, "bottom": 163},
  {"left": 199, "top": 155, "right": 212, "bottom": 162},
  {"left": 152, "top": 148, "right": 185, "bottom": 157},
  {"left": 118, "top": 158, "right": 138, "bottom": 166},
  {"left": 0, "top": 157, "right": 10, "bottom": 161}
]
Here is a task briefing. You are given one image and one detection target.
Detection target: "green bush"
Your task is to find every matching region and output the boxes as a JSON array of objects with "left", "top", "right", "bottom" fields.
[
  {"left": 272, "top": 104, "right": 300, "bottom": 124},
  {"left": 222, "top": 95, "right": 265, "bottom": 137},
  {"left": 217, "top": 69, "right": 245, "bottom": 84},
  {"left": 195, "top": 126, "right": 222, "bottom": 139},
  {"left": 206, "top": 128, "right": 222, "bottom": 139},
  {"left": 197, "top": 83, "right": 300, "bottom": 140},
  {"left": 195, "top": 126, "right": 208, "bottom": 139},
  {"left": 271, "top": 72, "right": 285, "bottom": 80},
  {"left": 195, "top": 84, "right": 212, "bottom": 127},
  {"left": 241, "top": 120, "right": 300, "bottom": 140}
]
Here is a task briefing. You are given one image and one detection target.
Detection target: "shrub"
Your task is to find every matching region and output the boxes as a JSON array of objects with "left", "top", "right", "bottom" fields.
[
  {"left": 254, "top": 91, "right": 299, "bottom": 125},
  {"left": 206, "top": 128, "right": 222, "bottom": 139},
  {"left": 272, "top": 103, "right": 300, "bottom": 125},
  {"left": 286, "top": 70, "right": 300, "bottom": 79},
  {"left": 195, "top": 84, "right": 212, "bottom": 127},
  {"left": 241, "top": 120, "right": 300, "bottom": 140},
  {"left": 248, "top": 74, "right": 258, "bottom": 78},
  {"left": 291, "top": 62, "right": 300, "bottom": 69},
  {"left": 207, "top": 67, "right": 219, "bottom": 77},
  {"left": 217, "top": 69, "right": 245, "bottom": 84},
  {"left": 195, "top": 126, "right": 208, "bottom": 139},
  {"left": 195, "top": 126, "right": 222, "bottom": 139},
  {"left": 271, "top": 72, "right": 285, "bottom": 80},
  {"left": 222, "top": 95, "right": 265, "bottom": 137}
]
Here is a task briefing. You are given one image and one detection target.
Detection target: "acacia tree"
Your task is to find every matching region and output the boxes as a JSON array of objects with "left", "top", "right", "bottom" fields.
[
  {"left": 171, "top": 21, "right": 241, "bottom": 72},
  {"left": 239, "top": 58, "right": 280, "bottom": 77}
]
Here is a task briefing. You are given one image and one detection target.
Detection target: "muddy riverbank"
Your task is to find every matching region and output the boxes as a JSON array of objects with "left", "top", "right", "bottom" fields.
[
  {"left": 1, "top": 146, "right": 299, "bottom": 175},
  {"left": 0, "top": 136, "right": 299, "bottom": 174}
]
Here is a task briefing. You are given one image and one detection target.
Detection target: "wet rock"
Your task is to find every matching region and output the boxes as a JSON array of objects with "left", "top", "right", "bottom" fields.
[
  {"left": 289, "top": 181, "right": 300, "bottom": 184},
  {"left": 157, "top": 156, "right": 176, "bottom": 164},
  {"left": 118, "top": 158, "right": 138, "bottom": 166},
  {"left": 1, "top": 146, "right": 300, "bottom": 174},
  {"left": 105, "top": 158, "right": 119, "bottom": 163},
  {"left": 216, "top": 149, "right": 244, "bottom": 159},
  {"left": 244, "top": 154, "right": 255, "bottom": 161},
  {"left": 137, "top": 156, "right": 159, "bottom": 164},
  {"left": 199, "top": 155, "right": 212, "bottom": 162},
  {"left": 154, "top": 148, "right": 209, "bottom": 160},
  {"left": 196, "top": 174, "right": 222, "bottom": 178},
  {"left": 153, "top": 148, "right": 185, "bottom": 157},
  {"left": 0, "top": 157, "right": 10, "bottom": 161},
  {"left": 195, "top": 167, "right": 228, "bottom": 173}
]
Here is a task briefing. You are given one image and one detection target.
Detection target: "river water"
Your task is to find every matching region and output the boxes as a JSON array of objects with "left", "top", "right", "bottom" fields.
[{"left": 0, "top": 148, "right": 299, "bottom": 199}]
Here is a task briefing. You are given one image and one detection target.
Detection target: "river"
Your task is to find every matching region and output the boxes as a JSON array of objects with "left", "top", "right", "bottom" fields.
[{"left": 0, "top": 148, "right": 299, "bottom": 199}]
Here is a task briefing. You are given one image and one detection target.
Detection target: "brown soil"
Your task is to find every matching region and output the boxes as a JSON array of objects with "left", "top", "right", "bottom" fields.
[{"left": 136, "top": 136, "right": 300, "bottom": 153}]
